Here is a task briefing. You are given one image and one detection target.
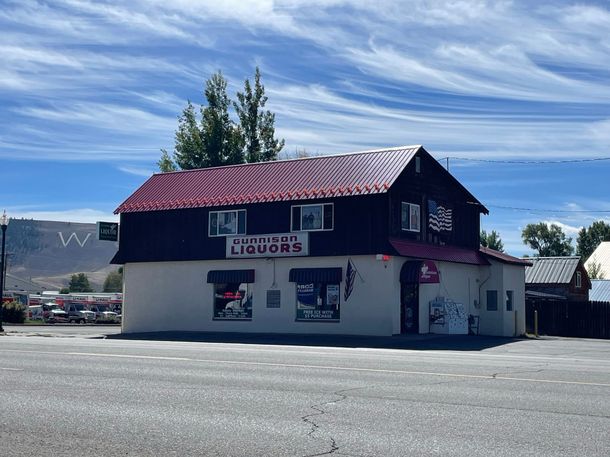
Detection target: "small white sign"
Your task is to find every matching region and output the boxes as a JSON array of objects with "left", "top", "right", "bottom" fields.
[{"left": 226, "top": 232, "right": 309, "bottom": 258}]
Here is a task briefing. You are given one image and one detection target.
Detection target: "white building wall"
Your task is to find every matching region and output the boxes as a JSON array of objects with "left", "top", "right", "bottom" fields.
[
  {"left": 122, "top": 254, "right": 526, "bottom": 337},
  {"left": 123, "top": 255, "right": 398, "bottom": 336},
  {"left": 417, "top": 262, "right": 480, "bottom": 334}
]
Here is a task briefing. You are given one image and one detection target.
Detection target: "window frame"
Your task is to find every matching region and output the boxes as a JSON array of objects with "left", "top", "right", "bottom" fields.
[
  {"left": 401, "top": 202, "right": 421, "bottom": 232},
  {"left": 576, "top": 271, "right": 582, "bottom": 288},
  {"left": 208, "top": 209, "right": 247, "bottom": 237},
  {"left": 291, "top": 203, "right": 334, "bottom": 232}
]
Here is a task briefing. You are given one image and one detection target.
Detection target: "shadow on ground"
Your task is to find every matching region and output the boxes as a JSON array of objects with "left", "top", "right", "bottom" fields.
[{"left": 107, "top": 331, "right": 527, "bottom": 351}]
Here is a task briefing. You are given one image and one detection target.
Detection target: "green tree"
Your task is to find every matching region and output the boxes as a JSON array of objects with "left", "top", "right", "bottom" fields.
[
  {"left": 587, "top": 261, "right": 605, "bottom": 279},
  {"left": 68, "top": 273, "right": 94, "bottom": 293},
  {"left": 103, "top": 268, "right": 123, "bottom": 293},
  {"left": 159, "top": 68, "right": 283, "bottom": 171},
  {"left": 234, "top": 67, "right": 284, "bottom": 163},
  {"left": 200, "top": 71, "right": 244, "bottom": 167},
  {"left": 480, "top": 230, "right": 504, "bottom": 252},
  {"left": 576, "top": 221, "right": 610, "bottom": 261},
  {"left": 521, "top": 223, "right": 574, "bottom": 257},
  {"left": 157, "top": 149, "right": 177, "bottom": 172}
]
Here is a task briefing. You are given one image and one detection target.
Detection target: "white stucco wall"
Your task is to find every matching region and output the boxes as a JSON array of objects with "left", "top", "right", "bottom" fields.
[
  {"left": 122, "top": 255, "right": 399, "bottom": 336},
  {"left": 417, "top": 262, "right": 480, "bottom": 334},
  {"left": 121, "top": 254, "right": 527, "bottom": 337}
]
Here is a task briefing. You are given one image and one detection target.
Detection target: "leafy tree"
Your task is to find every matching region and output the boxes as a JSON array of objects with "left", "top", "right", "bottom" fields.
[
  {"left": 103, "top": 268, "right": 123, "bottom": 293},
  {"left": 521, "top": 223, "right": 574, "bottom": 257},
  {"left": 480, "top": 230, "right": 504, "bottom": 252},
  {"left": 587, "top": 261, "right": 605, "bottom": 280},
  {"left": 234, "top": 67, "right": 284, "bottom": 163},
  {"left": 59, "top": 287, "right": 70, "bottom": 294},
  {"left": 157, "top": 149, "right": 177, "bottom": 173},
  {"left": 576, "top": 221, "right": 610, "bottom": 261},
  {"left": 68, "top": 273, "right": 93, "bottom": 293},
  {"left": 159, "top": 68, "right": 283, "bottom": 171}
]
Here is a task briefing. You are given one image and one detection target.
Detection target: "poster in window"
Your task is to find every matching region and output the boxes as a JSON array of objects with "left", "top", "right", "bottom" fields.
[
  {"left": 296, "top": 282, "right": 340, "bottom": 321},
  {"left": 218, "top": 212, "right": 237, "bottom": 235},
  {"left": 213, "top": 283, "right": 252, "bottom": 319},
  {"left": 301, "top": 206, "right": 323, "bottom": 230},
  {"left": 410, "top": 204, "right": 420, "bottom": 231}
]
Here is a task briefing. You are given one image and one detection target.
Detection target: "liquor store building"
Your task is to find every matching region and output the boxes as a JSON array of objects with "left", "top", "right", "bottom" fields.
[{"left": 112, "top": 146, "right": 529, "bottom": 337}]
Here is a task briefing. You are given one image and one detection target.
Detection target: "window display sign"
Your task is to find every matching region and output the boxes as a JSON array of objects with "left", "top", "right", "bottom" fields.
[
  {"left": 213, "top": 282, "right": 252, "bottom": 319},
  {"left": 296, "top": 282, "right": 340, "bottom": 321},
  {"left": 227, "top": 232, "right": 309, "bottom": 258}
]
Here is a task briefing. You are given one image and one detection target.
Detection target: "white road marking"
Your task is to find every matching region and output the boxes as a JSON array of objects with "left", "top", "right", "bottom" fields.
[
  {"left": 0, "top": 367, "right": 23, "bottom": 371},
  {"left": 2, "top": 348, "right": 609, "bottom": 387}
]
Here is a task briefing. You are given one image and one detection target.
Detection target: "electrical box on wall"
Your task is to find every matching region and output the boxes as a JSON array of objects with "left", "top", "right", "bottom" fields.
[{"left": 266, "top": 290, "right": 281, "bottom": 308}]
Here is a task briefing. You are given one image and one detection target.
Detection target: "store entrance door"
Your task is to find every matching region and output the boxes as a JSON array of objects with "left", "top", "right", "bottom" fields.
[{"left": 401, "top": 283, "right": 419, "bottom": 334}]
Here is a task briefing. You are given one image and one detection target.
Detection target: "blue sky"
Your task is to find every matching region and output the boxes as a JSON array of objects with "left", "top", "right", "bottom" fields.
[{"left": 1, "top": 0, "right": 609, "bottom": 256}]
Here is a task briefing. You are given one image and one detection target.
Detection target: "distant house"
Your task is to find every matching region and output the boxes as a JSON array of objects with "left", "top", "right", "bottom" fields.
[
  {"left": 584, "top": 241, "right": 610, "bottom": 279},
  {"left": 590, "top": 280, "right": 610, "bottom": 302},
  {"left": 524, "top": 256, "right": 591, "bottom": 302}
]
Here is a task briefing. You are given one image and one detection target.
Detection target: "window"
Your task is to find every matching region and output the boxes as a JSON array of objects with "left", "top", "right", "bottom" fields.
[
  {"left": 415, "top": 156, "right": 421, "bottom": 173},
  {"left": 576, "top": 271, "right": 582, "bottom": 288},
  {"left": 401, "top": 202, "right": 420, "bottom": 232},
  {"left": 291, "top": 204, "right": 333, "bottom": 231},
  {"left": 506, "top": 290, "right": 514, "bottom": 311},
  {"left": 296, "top": 282, "right": 340, "bottom": 321},
  {"left": 213, "top": 282, "right": 253, "bottom": 320},
  {"left": 486, "top": 290, "right": 498, "bottom": 311},
  {"left": 209, "top": 209, "right": 246, "bottom": 237}
]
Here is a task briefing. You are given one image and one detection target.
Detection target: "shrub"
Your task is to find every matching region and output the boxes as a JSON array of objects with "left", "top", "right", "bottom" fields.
[{"left": 2, "top": 301, "right": 26, "bottom": 324}]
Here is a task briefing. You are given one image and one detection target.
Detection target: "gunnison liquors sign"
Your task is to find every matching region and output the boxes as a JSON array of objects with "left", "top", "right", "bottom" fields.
[{"left": 226, "top": 232, "right": 309, "bottom": 258}]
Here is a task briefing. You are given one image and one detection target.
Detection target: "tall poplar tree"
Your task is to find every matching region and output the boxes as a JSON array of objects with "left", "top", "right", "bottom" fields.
[{"left": 235, "top": 67, "right": 284, "bottom": 163}]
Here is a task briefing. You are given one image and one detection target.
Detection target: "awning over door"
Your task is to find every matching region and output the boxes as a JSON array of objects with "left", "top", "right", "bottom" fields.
[
  {"left": 289, "top": 268, "right": 342, "bottom": 283},
  {"left": 207, "top": 269, "right": 255, "bottom": 284},
  {"left": 400, "top": 260, "right": 440, "bottom": 284}
]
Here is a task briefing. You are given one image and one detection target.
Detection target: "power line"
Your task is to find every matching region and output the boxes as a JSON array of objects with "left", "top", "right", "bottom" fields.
[
  {"left": 437, "top": 156, "right": 610, "bottom": 164},
  {"left": 489, "top": 205, "right": 610, "bottom": 213}
]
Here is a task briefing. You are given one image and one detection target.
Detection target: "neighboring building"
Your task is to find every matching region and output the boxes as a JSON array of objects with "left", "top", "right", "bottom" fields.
[
  {"left": 590, "top": 280, "right": 610, "bottom": 302},
  {"left": 112, "top": 145, "right": 529, "bottom": 337},
  {"left": 584, "top": 241, "right": 610, "bottom": 279},
  {"left": 524, "top": 256, "right": 591, "bottom": 302}
]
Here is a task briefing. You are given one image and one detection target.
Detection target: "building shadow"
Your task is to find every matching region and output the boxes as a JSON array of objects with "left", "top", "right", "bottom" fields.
[{"left": 107, "top": 331, "right": 525, "bottom": 351}]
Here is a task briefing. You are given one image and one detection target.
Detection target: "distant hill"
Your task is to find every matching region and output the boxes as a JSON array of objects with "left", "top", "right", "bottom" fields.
[{"left": 5, "top": 219, "right": 119, "bottom": 292}]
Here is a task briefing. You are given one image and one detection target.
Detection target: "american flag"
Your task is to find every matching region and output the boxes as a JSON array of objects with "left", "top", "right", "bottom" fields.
[
  {"left": 428, "top": 200, "right": 452, "bottom": 232},
  {"left": 344, "top": 259, "right": 356, "bottom": 301}
]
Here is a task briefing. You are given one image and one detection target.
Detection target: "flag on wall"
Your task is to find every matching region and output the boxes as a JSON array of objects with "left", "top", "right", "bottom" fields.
[
  {"left": 344, "top": 259, "right": 356, "bottom": 301},
  {"left": 428, "top": 200, "right": 453, "bottom": 232}
]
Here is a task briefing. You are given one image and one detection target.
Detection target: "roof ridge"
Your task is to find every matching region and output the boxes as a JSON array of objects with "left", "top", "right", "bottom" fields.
[{"left": 153, "top": 145, "right": 422, "bottom": 176}]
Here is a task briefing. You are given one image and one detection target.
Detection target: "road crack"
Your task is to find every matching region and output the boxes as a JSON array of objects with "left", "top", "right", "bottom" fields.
[{"left": 300, "top": 386, "right": 366, "bottom": 457}]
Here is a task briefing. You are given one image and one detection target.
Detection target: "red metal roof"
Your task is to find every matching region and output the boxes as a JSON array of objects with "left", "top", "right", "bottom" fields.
[
  {"left": 479, "top": 246, "right": 532, "bottom": 266},
  {"left": 389, "top": 238, "right": 490, "bottom": 266},
  {"left": 115, "top": 146, "right": 421, "bottom": 213}
]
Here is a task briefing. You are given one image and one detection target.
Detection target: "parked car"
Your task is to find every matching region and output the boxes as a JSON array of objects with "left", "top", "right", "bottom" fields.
[
  {"left": 46, "top": 308, "right": 69, "bottom": 324},
  {"left": 65, "top": 303, "right": 96, "bottom": 324},
  {"left": 89, "top": 304, "right": 119, "bottom": 323}
]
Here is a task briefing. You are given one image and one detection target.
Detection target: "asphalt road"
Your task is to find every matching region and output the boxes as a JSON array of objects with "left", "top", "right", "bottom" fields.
[{"left": 1, "top": 334, "right": 609, "bottom": 457}]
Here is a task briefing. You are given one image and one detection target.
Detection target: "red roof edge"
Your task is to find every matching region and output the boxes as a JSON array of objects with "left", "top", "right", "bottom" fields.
[
  {"left": 389, "top": 238, "right": 490, "bottom": 266},
  {"left": 480, "top": 246, "right": 532, "bottom": 266}
]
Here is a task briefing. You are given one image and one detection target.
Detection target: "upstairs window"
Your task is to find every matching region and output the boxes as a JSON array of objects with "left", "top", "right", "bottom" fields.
[
  {"left": 209, "top": 210, "right": 246, "bottom": 237},
  {"left": 576, "top": 271, "right": 582, "bottom": 288},
  {"left": 401, "top": 202, "right": 420, "bottom": 232},
  {"left": 291, "top": 204, "right": 333, "bottom": 232}
]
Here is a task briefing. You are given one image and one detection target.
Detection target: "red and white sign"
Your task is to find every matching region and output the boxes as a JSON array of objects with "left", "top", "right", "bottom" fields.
[
  {"left": 226, "top": 232, "right": 309, "bottom": 258},
  {"left": 419, "top": 260, "right": 440, "bottom": 283}
]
